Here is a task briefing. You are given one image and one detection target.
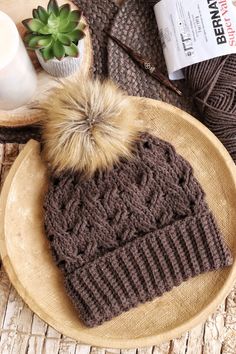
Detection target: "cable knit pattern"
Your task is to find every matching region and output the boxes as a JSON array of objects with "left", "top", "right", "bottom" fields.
[{"left": 44, "top": 133, "right": 233, "bottom": 327}]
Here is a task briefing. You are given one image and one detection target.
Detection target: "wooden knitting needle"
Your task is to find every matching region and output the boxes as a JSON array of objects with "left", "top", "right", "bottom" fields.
[{"left": 106, "top": 32, "right": 182, "bottom": 96}]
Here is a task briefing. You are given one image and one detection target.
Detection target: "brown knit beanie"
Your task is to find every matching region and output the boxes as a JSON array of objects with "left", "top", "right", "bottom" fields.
[{"left": 42, "top": 78, "right": 233, "bottom": 327}]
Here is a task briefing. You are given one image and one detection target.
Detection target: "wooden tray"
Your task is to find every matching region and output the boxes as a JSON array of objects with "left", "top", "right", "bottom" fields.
[
  {"left": 1, "top": 98, "right": 236, "bottom": 348},
  {"left": 0, "top": 0, "right": 93, "bottom": 127}
]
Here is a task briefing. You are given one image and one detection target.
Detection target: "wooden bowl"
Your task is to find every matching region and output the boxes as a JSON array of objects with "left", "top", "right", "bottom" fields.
[
  {"left": 1, "top": 98, "right": 236, "bottom": 348},
  {"left": 0, "top": 0, "right": 93, "bottom": 127}
]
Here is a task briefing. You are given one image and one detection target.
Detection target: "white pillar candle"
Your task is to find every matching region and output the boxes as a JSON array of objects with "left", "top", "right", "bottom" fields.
[{"left": 0, "top": 11, "right": 37, "bottom": 110}]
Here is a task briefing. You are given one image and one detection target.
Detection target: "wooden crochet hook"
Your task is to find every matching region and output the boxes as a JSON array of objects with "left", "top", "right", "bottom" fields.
[{"left": 106, "top": 32, "right": 182, "bottom": 96}]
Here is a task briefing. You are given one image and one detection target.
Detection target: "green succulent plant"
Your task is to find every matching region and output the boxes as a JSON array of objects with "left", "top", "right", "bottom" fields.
[{"left": 22, "top": 0, "right": 86, "bottom": 61}]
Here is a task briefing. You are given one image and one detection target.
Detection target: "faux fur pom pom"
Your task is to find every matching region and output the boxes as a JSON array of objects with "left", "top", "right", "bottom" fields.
[{"left": 41, "top": 78, "right": 142, "bottom": 175}]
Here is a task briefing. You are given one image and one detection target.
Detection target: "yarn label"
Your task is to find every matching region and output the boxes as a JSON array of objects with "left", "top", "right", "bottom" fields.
[{"left": 154, "top": 0, "right": 236, "bottom": 80}]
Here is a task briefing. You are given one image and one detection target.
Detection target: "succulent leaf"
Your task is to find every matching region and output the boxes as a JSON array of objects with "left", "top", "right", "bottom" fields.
[
  {"left": 53, "top": 40, "right": 65, "bottom": 60},
  {"left": 23, "top": 18, "right": 44, "bottom": 32},
  {"left": 47, "top": 0, "right": 59, "bottom": 15},
  {"left": 24, "top": 33, "right": 35, "bottom": 44},
  {"left": 28, "top": 35, "right": 46, "bottom": 49},
  {"left": 69, "top": 10, "right": 82, "bottom": 22},
  {"left": 64, "top": 43, "right": 79, "bottom": 57},
  {"left": 37, "top": 6, "right": 49, "bottom": 23},
  {"left": 58, "top": 33, "right": 71, "bottom": 46},
  {"left": 69, "top": 29, "right": 85, "bottom": 42},
  {"left": 48, "top": 12, "right": 59, "bottom": 29},
  {"left": 38, "top": 25, "right": 52, "bottom": 35},
  {"left": 41, "top": 46, "right": 54, "bottom": 61},
  {"left": 59, "top": 20, "right": 77, "bottom": 33},
  {"left": 32, "top": 9, "right": 40, "bottom": 20},
  {"left": 22, "top": 18, "right": 34, "bottom": 31},
  {"left": 59, "top": 4, "right": 70, "bottom": 20},
  {"left": 38, "top": 36, "right": 52, "bottom": 47}
]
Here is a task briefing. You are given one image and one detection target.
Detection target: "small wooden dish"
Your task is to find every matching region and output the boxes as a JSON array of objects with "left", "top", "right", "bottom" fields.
[
  {"left": 1, "top": 98, "right": 236, "bottom": 348},
  {"left": 0, "top": 0, "right": 93, "bottom": 127}
]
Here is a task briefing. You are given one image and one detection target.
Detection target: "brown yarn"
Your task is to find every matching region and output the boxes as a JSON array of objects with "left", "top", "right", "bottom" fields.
[
  {"left": 185, "top": 55, "right": 236, "bottom": 162},
  {"left": 44, "top": 133, "right": 233, "bottom": 327}
]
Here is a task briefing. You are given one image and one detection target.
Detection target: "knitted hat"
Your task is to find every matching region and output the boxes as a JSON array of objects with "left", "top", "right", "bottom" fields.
[{"left": 42, "top": 79, "right": 233, "bottom": 328}]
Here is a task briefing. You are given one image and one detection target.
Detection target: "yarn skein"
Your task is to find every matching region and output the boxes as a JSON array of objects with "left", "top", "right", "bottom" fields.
[{"left": 184, "top": 54, "right": 236, "bottom": 162}]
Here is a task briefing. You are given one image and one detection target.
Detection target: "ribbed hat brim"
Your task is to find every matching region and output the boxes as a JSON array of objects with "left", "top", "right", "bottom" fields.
[{"left": 64, "top": 211, "right": 233, "bottom": 327}]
